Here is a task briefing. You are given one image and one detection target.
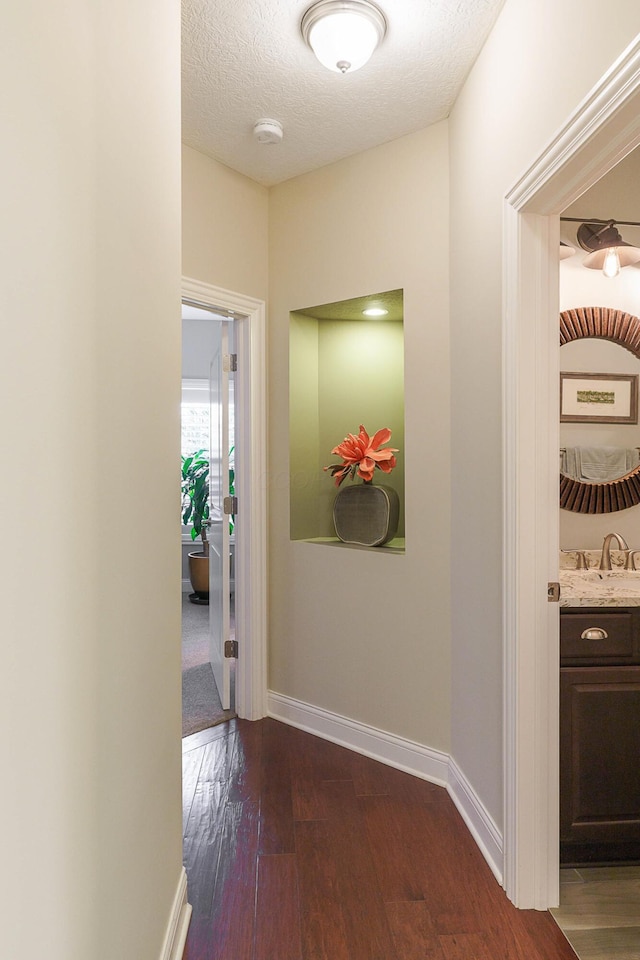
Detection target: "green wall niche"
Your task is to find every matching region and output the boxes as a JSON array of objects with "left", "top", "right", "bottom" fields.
[{"left": 290, "top": 290, "right": 405, "bottom": 547}]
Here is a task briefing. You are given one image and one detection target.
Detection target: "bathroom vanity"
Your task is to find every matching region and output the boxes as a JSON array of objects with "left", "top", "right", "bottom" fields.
[{"left": 559, "top": 557, "right": 640, "bottom": 865}]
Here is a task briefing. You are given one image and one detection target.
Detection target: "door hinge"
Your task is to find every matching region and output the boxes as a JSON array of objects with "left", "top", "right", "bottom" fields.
[
  {"left": 223, "top": 495, "right": 238, "bottom": 515},
  {"left": 223, "top": 353, "right": 237, "bottom": 372},
  {"left": 224, "top": 639, "right": 238, "bottom": 658},
  {"left": 547, "top": 581, "right": 561, "bottom": 602}
]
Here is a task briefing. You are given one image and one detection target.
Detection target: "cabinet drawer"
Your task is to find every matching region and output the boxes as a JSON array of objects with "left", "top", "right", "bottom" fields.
[{"left": 560, "top": 610, "right": 635, "bottom": 663}]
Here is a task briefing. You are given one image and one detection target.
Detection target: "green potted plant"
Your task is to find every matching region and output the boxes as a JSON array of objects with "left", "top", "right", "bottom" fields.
[{"left": 181, "top": 449, "right": 210, "bottom": 603}]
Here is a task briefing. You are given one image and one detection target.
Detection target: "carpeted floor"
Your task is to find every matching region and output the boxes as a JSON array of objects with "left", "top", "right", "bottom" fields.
[
  {"left": 182, "top": 594, "right": 235, "bottom": 737},
  {"left": 181, "top": 593, "right": 212, "bottom": 672}
]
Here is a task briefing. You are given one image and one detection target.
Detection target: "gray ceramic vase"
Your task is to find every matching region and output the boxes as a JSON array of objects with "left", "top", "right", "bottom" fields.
[{"left": 332, "top": 482, "right": 399, "bottom": 546}]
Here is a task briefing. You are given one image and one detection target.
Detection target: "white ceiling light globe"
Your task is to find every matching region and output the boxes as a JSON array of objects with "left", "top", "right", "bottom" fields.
[
  {"left": 302, "top": 0, "right": 387, "bottom": 75},
  {"left": 309, "top": 11, "right": 378, "bottom": 73}
]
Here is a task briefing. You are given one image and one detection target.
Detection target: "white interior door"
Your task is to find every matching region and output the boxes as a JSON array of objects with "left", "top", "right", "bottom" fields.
[
  {"left": 208, "top": 320, "right": 231, "bottom": 709},
  {"left": 183, "top": 276, "right": 267, "bottom": 723}
]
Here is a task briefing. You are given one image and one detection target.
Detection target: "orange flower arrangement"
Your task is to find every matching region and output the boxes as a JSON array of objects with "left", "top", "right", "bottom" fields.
[{"left": 324, "top": 425, "right": 398, "bottom": 487}]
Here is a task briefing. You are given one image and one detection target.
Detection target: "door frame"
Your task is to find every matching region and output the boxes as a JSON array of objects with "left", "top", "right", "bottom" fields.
[
  {"left": 503, "top": 37, "right": 640, "bottom": 909},
  {"left": 182, "top": 276, "right": 267, "bottom": 721}
]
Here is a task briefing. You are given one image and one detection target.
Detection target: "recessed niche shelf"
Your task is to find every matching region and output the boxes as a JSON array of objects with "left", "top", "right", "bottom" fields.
[
  {"left": 289, "top": 289, "right": 405, "bottom": 552},
  {"left": 304, "top": 537, "right": 405, "bottom": 554}
]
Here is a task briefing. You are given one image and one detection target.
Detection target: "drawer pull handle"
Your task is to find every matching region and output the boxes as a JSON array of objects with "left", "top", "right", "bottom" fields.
[{"left": 581, "top": 627, "right": 609, "bottom": 640}]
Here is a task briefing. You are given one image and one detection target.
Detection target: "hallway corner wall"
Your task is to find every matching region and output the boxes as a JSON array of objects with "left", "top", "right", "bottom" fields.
[
  {"left": 448, "top": 0, "right": 640, "bottom": 838},
  {"left": 2, "top": 1, "right": 184, "bottom": 958},
  {"left": 268, "top": 124, "right": 452, "bottom": 752},
  {"left": 182, "top": 144, "right": 269, "bottom": 302}
]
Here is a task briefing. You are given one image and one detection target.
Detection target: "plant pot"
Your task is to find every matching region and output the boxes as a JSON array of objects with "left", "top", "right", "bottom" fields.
[
  {"left": 332, "top": 483, "right": 400, "bottom": 546},
  {"left": 188, "top": 550, "right": 209, "bottom": 604}
]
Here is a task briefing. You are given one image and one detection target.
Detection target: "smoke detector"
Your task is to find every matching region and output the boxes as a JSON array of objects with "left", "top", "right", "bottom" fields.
[{"left": 253, "top": 119, "right": 284, "bottom": 145}]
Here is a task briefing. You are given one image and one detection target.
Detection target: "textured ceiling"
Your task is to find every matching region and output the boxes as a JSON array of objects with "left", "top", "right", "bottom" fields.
[{"left": 182, "top": 0, "right": 506, "bottom": 187}]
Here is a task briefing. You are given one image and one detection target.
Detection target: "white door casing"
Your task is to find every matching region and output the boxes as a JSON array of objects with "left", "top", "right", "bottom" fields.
[
  {"left": 208, "top": 318, "right": 232, "bottom": 709},
  {"left": 503, "top": 37, "right": 640, "bottom": 909},
  {"left": 182, "top": 277, "right": 267, "bottom": 721}
]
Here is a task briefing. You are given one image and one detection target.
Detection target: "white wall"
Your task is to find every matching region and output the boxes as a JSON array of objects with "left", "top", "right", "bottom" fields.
[
  {"left": 269, "top": 125, "right": 451, "bottom": 749},
  {"left": 1, "top": 2, "right": 182, "bottom": 958},
  {"left": 449, "top": 1, "right": 640, "bottom": 833},
  {"left": 182, "top": 144, "right": 269, "bottom": 301}
]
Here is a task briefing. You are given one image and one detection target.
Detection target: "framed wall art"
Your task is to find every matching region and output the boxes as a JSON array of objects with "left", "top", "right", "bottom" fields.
[{"left": 560, "top": 371, "right": 639, "bottom": 424}]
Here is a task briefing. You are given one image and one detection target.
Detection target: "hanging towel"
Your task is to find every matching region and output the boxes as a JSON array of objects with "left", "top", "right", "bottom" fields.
[
  {"left": 575, "top": 446, "right": 629, "bottom": 481},
  {"left": 560, "top": 447, "right": 577, "bottom": 478}
]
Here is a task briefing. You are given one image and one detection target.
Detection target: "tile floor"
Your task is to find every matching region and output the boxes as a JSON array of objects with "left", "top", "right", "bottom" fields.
[{"left": 552, "top": 866, "right": 640, "bottom": 960}]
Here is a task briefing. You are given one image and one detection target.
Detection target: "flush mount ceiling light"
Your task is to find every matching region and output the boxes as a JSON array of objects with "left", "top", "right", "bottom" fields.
[
  {"left": 561, "top": 217, "right": 640, "bottom": 278},
  {"left": 362, "top": 306, "right": 388, "bottom": 317},
  {"left": 301, "top": 0, "right": 387, "bottom": 75}
]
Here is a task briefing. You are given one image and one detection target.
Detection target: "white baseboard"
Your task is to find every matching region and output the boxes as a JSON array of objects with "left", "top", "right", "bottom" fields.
[
  {"left": 447, "top": 756, "right": 503, "bottom": 885},
  {"left": 268, "top": 690, "right": 449, "bottom": 785},
  {"left": 267, "top": 691, "right": 503, "bottom": 886},
  {"left": 181, "top": 579, "right": 191, "bottom": 593},
  {"left": 158, "top": 867, "right": 192, "bottom": 960}
]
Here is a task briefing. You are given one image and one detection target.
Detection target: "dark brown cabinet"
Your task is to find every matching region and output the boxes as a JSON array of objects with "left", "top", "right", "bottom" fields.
[{"left": 560, "top": 608, "right": 640, "bottom": 865}]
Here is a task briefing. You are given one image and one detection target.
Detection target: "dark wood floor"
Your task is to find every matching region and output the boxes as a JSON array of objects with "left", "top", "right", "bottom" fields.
[{"left": 182, "top": 717, "right": 577, "bottom": 960}]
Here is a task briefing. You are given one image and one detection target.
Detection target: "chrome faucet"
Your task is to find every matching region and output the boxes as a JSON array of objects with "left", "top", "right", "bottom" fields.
[{"left": 599, "top": 532, "right": 629, "bottom": 570}]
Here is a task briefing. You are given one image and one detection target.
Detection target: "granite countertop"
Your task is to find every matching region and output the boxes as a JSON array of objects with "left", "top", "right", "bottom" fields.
[{"left": 560, "top": 550, "right": 640, "bottom": 607}]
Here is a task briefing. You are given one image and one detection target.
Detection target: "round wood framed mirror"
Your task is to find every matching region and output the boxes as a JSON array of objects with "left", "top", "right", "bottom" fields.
[{"left": 560, "top": 306, "right": 640, "bottom": 513}]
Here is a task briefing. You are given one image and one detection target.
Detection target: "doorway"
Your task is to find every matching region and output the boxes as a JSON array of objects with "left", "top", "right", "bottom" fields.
[
  {"left": 503, "top": 38, "right": 640, "bottom": 909},
  {"left": 181, "top": 301, "right": 236, "bottom": 733},
  {"left": 549, "top": 155, "right": 640, "bottom": 960},
  {"left": 181, "top": 277, "right": 268, "bottom": 723}
]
